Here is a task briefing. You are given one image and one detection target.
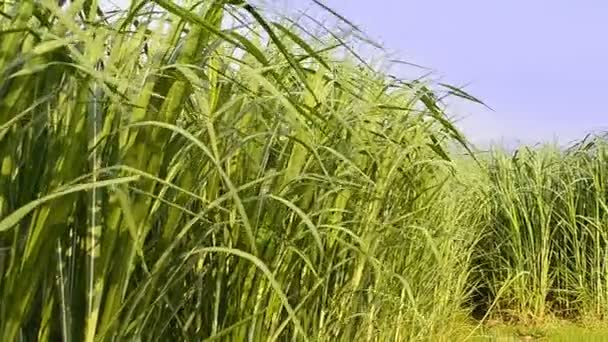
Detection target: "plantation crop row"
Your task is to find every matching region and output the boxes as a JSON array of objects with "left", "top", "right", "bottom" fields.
[{"left": 0, "top": 1, "right": 606, "bottom": 341}]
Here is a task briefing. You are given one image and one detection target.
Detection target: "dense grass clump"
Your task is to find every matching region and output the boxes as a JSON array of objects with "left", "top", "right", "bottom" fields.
[
  {"left": 2, "top": 1, "right": 608, "bottom": 341},
  {"left": 471, "top": 138, "right": 608, "bottom": 323},
  {"left": 0, "top": 1, "right": 478, "bottom": 340}
]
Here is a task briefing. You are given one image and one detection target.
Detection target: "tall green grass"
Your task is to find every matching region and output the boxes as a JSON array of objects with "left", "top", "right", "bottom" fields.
[
  {"left": 471, "top": 138, "right": 608, "bottom": 323},
  {"left": 0, "top": 1, "right": 478, "bottom": 340},
  {"left": 3, "top": 1, "right": 607, "bottom": 340}
]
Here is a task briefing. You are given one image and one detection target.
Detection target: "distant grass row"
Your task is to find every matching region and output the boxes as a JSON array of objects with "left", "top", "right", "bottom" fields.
[
  {"left": 471, "top": 140, "right": 608, "bottom": 323},
  {"left": 0, "top": 1, "right": 607, "bottom": 341}
]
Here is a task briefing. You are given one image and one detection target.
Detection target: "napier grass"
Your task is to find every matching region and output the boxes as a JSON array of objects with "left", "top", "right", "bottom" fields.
[{"left": 1, "top": 1, "right": 607, "bottom": 341}]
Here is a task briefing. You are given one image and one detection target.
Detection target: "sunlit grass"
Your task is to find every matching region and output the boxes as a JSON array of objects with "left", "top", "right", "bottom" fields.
[
  {"left": 0, "top": 0, "right": 478, "bottom": 340},
  {"left": 1, "top": 1, "right": 607, "bottom": 341},
  {"left": 470, "top": 138, "right": 608, "bottom": 324}
]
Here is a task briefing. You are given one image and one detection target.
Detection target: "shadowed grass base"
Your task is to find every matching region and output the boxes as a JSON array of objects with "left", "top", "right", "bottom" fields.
[{"left": 466, "top": 320, "right": 608, "bottom": 342}]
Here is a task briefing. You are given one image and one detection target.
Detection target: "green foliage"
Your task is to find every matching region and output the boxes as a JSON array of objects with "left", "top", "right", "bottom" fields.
[
  {"left": 0, "top": 1, "right": 475, "bottom": 341},
  {"left": 471, "top": 138, "right": 608, "bottom": 323},
  {"left": 3, "top": 1, "right": 606, "bottom": 341}
]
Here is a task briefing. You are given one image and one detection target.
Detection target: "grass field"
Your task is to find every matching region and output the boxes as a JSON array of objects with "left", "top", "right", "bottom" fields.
[
  {"left": 467, "top": 321, "right": 608, "bottom": 341},
  {"left": 1, "top": 1, "right": 607, "bottom": 341}
]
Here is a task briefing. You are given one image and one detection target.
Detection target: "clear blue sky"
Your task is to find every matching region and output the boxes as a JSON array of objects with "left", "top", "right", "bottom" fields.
[
  {"left": 108, "top": 0, "right": 608, "bottom": 147},
  {"left": 283, "top": 0, "right": 608, "bottom": 148}
]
